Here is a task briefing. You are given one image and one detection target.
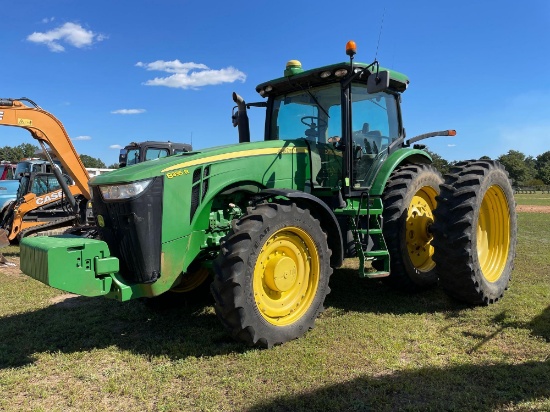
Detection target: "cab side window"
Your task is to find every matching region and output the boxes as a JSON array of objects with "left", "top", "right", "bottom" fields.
[{"left": 145, "top": 148, "right": 169, "bottom": 161}]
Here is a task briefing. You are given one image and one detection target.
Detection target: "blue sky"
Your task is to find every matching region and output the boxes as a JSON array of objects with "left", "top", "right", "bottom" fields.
[{"left": 1, "top": 0, "right": 548, "bottom": 166}]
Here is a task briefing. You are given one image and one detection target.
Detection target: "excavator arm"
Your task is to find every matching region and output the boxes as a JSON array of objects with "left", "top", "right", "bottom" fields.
[{"left": 0, "top": 98, "right": 90, "bottom": 198}]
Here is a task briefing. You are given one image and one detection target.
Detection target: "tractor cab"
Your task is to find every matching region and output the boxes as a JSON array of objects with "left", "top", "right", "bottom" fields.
[{"left": 234, "top": 41, "right": 409, "bottom": 198}]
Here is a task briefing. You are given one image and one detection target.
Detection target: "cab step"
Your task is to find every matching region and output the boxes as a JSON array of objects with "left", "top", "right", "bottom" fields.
[
  {"left": 349, "top": 203, "right": 390, "bottom": 278},
  {"left": 364, "top": 270, "right": 390, "bottom": 278}
]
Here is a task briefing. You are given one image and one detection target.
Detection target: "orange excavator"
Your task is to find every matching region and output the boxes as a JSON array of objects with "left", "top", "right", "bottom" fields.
[{"left": 0, "top": 97, "right": 90, "bottom": 242}]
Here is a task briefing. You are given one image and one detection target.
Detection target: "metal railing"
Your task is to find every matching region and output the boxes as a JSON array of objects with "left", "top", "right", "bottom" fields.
[{"left": 514, "top": 186, "right": 550, "bottom": 194}]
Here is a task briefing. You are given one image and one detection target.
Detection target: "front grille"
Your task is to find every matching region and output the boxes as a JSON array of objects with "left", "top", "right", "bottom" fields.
[{"left": 92, "top": 177, "right": 163, "bottom": 283}]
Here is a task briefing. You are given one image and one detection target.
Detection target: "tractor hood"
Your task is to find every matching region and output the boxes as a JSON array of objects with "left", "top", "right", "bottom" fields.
[{"left": 89, "top": 141, "right": 291, "bottom": 186}]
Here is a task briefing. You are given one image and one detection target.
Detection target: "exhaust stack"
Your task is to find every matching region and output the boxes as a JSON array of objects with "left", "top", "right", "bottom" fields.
[{"left": 232, "top": 92, "right": 250, "bottom": 143}]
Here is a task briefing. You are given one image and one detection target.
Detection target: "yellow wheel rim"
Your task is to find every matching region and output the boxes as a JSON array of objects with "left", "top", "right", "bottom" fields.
[
  {"left": 170, "top": 267, "right": 210, "bottom": 293},
  {"left": 253, "top": 227, "right": 320, "bottom": 326},
  {"left": 406, "top": 186, "right": 438, "bottom": 272},
  {"left": 477, "top": 185, "right": 510, "bottom": 282}
]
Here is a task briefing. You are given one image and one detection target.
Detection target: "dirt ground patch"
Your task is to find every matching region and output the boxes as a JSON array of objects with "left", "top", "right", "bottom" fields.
[
  {"left": 516, "top": 205, "right": 550, "bottom": 214},
  {"left": 0, "top": 256, "right": 22, "bottom": 276}
]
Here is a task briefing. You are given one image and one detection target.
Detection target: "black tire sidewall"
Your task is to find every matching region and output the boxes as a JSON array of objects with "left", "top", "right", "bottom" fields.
[
  {"left": 470, "top": 167, "right": 517, "bottom": 300},
  {"left": 240, "top": 204, "right": 331, "bottom": 343},
  {"left": 398, "top": 168, "right": 441, "bottom": 285},
  {"left": 379, "top": 164, "right": 442, "bottom": 289}
]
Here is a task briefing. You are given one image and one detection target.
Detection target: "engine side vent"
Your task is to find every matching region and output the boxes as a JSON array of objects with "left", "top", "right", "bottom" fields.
[
  {"left": 202, "top": 166, "right": 210, "bottom": 201},
  {"left": 190, "top": 180, "right": 200, "bottom": 222},
  {"left": 192, "top": 168, "right": 201, "bottom": 183}
]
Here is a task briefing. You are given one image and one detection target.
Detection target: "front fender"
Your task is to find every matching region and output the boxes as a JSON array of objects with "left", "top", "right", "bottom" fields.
[{"left": 260, "top": 188, "right": 344, "bottom": 268}]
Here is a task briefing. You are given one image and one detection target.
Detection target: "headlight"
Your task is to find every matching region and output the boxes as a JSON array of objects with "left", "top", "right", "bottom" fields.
[{"left": 99, "top": 179, "right": 153, "bottom": 200}]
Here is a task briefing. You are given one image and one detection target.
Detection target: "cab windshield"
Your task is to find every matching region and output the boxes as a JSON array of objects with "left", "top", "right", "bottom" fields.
[
  {"left": 268, "top": 82, "right": 400, "bottom": 189},
  {"left": 269, "top": 83, "right": 341, "bottom": 142}
]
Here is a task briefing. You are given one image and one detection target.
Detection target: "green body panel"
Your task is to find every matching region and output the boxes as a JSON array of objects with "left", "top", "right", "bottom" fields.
[
  {"left": 106, "top": 234, "right": 198, "bottom": 301},
  {"left": 90, "top": 140, "right": 310, "bottom": 186},
  {"left": 20, "top": 236, "right": 117, "bottom": 297},
  {"left": 157, "top": 139, "right": 311, "bottom": 243}
]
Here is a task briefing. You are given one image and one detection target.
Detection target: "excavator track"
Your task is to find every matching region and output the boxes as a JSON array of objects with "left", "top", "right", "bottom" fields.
[{"left": 16, "top": 216, "right": 77, "bottom": 242}]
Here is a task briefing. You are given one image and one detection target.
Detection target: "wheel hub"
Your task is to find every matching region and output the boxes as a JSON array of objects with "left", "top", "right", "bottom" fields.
[
  {"left": 253, "top": 227, "right": 320, "bottom": 326},
  {"left": 264, "top": 255, "right": 297, "bottom": 292},
  {"left": 408, "top": 213, "right": 433, "bottom": 243},
  {"left": 477, "top": 185, "right": 511, "bottom": 282},
  {"left": 406, "top": 189, "right": 437, "bottom": 272}
]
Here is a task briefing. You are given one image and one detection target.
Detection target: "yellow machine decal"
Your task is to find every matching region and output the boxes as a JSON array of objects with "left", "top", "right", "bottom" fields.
[
  {"left": 166, "top": 169, "right": 190, "bottom": 179},
  {"left": 17, "top": 118, "right": 32, "bottom": 126},
  {"left": 161, "top": 147, "right": 309, "bottom": 173}
]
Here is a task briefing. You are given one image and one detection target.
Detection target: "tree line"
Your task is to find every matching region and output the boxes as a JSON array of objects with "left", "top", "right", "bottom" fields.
[
  {"left": 1, "top": 143, "right": 548, "bottom": 186},
  {"left": 426, "top": 148, "right": 550, "bottom": 187},
  {"left": 0, "top": 143, "right": 118, "bottom": 169}
]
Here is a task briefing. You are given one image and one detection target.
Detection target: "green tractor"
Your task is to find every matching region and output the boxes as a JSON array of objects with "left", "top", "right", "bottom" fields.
[{"left": 20, "top": 41, "right": 517, "bottom": 348}]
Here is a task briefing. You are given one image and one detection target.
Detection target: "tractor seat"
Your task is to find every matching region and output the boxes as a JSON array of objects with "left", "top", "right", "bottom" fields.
[{"left": 363, "top": 130, "right": 382, "bottom": 154}]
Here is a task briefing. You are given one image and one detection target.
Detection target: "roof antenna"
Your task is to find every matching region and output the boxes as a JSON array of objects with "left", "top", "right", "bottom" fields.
[{"left": 374, "top": 7, "right": 386, "bottom": 61}]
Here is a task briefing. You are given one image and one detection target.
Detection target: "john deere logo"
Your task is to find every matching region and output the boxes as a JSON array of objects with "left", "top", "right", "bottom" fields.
[{"left": 97, "top": 215, "right": 105, "bottom": 227}]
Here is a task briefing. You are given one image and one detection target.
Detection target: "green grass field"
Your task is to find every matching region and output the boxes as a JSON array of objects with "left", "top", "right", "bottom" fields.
[
  {"left": 0, "top": 202, "right": 549, "bottom": 411},
  {"left": 514, "top": 193, "right": 550, "bottom": 206}
]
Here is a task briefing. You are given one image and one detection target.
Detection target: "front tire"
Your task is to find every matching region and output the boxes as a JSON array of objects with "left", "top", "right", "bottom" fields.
[
  {"left": 144, "top": 265, "right": 212, "bottom": 309},
  {"left": 375, "top": 164, "right": 443, "bottom": 290},
  {"left": 432, "top": 160, "right": 517, "bottom": 304},
  {"left": 211, "top": 202, "right": 332, "bottom": 348}
]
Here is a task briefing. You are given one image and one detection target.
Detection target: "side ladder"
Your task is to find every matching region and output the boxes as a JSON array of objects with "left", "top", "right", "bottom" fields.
[{"left": 349, "top": 194, "right": 390, "bottom": 278}]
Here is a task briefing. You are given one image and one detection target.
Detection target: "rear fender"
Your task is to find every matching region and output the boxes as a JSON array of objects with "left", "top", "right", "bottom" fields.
[{"left": 370, "top": 149, "right": 432, "bottom": 196}]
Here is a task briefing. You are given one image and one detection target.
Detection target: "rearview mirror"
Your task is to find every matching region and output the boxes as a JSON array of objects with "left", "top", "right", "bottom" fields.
[{"left": 367, "top": 71, "right": 390, "bottom": 94}]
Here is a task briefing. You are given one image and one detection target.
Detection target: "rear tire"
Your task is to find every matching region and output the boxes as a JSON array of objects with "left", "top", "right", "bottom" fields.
[
  {"left": 375, "top": 164, "right": 443, "bottom": 290},
  {"left": 432, "top": 160, "right": 517, "bottom": 304},
  {"left": 211, "top": 202, "right": 332, "bottom": 348}
]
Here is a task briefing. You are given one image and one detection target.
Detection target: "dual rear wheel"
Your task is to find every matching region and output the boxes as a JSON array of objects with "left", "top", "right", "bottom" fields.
[{"left": 379, "top": 160, "right": 517, "bottom": 304}]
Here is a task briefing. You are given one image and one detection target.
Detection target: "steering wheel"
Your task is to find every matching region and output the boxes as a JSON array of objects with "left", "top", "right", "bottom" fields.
[{"left": 300, "top": 116, "right": 327, "bottom": 131}]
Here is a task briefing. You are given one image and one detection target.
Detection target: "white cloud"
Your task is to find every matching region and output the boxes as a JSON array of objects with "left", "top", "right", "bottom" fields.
[
  {"left": 111, "top": 109, "right": 146, "bottom": 115},
  {"left": 42, "top": 17, "right": 55, "bottom": 24},
  {"left": 447, "top": 144, "right": 456, "bottom": 147},
  {"left": 73, "top": 135, "right": 91, "bottom": 141},
  {"left": 110, "top": 144, "right": 123, "bottom": 149},
  {"left": 27, "top": 22, "right": 106, "bottom": 52},
  {"left": 136, "top": 60, "right": 208, "bottom": 73},
  {"left": 136, "top": 59, "right": 246, "bottom": 90}
]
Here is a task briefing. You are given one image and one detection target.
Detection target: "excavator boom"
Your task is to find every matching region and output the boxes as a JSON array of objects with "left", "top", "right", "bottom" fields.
[{"left": 0, "top": 98, "right": 90, "bottom": 198}]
